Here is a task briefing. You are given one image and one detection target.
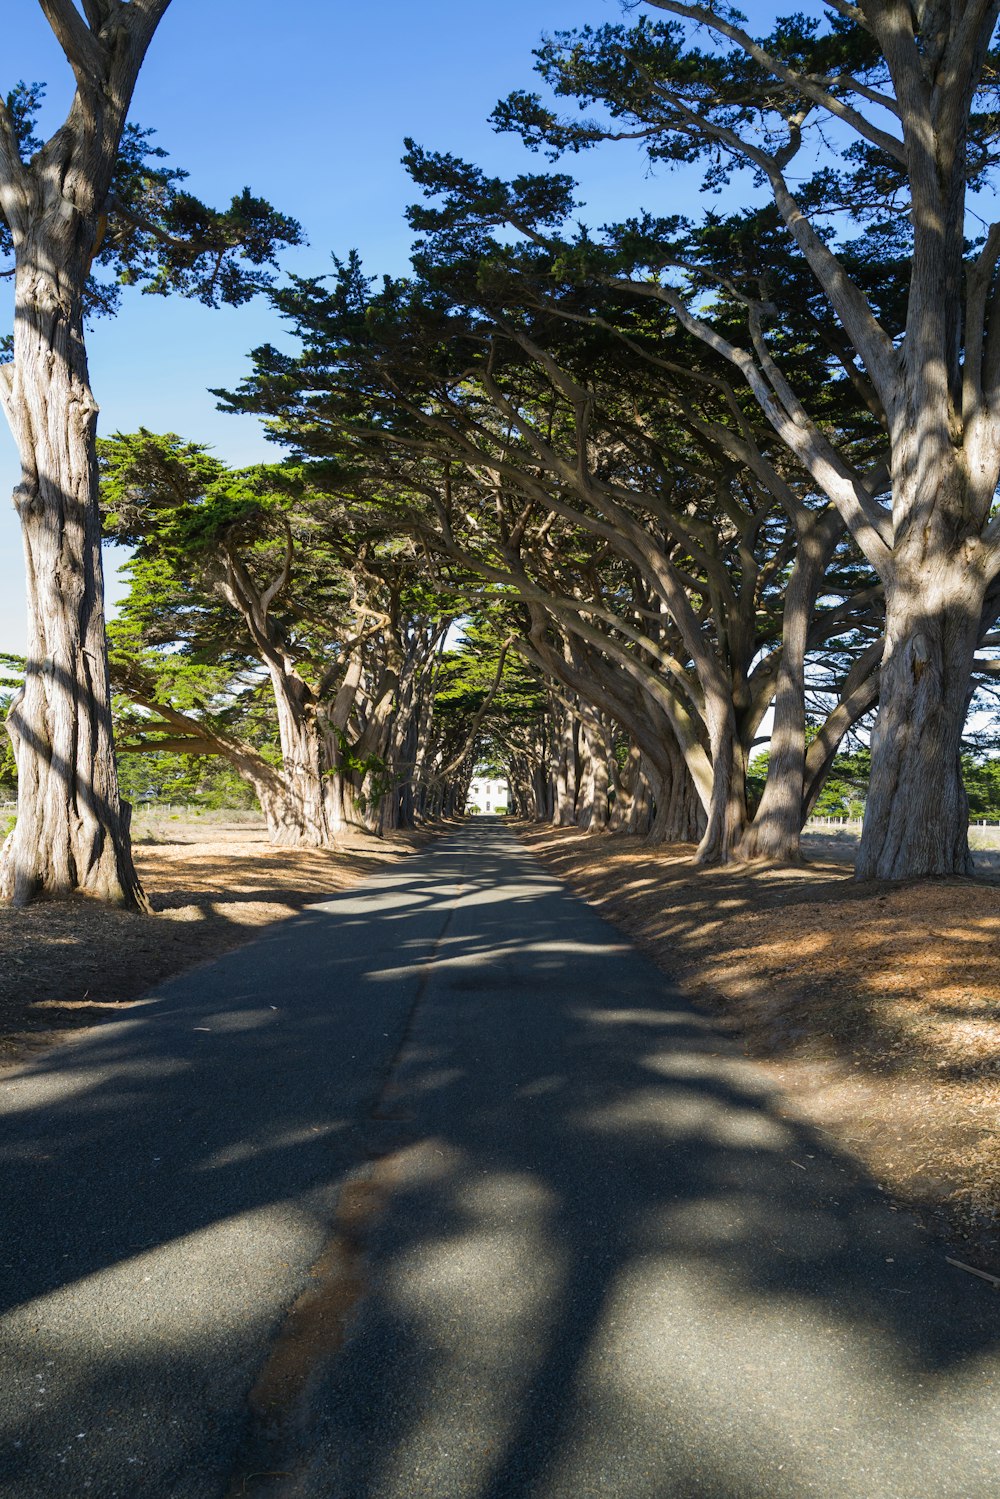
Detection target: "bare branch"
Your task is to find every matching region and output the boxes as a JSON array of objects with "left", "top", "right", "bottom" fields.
[
  {"left": 824, "top": 1, "right": 869, "bottom": 27},
  {"left": 599, "top": 271, "right": 895, "bottom": 573},
  {"left": 37, "top": 0, "right": 108, "bottom": 83},
  {"left": 260, "top": 516, "right": 294, "bottom": 614},
  {"left": 80, "top": 0, "right": 107, "bottom": 27}
]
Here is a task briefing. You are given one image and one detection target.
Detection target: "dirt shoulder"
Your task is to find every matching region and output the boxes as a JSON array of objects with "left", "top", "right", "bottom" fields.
[
  {"left": 518, "top": 823, "right": 1000, "bottom": 1271},
  {"left": 0, "top": 818, "right": 441, "bottom": 1067}
]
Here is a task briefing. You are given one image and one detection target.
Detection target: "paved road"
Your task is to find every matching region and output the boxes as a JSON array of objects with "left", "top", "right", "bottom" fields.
[{"left": 1, "top": 826, "right": 998, "bottom": 1498}]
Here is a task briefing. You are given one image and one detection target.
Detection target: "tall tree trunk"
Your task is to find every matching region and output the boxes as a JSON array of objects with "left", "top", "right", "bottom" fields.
[
  {"left": 268, "top": 668, "right": 336, "bottom": 847},
  {"left": 608, "top": 744, "right": 642, "bottom": 833},
  {"left": 575, "top": 719, "right": 610, "bottom": 831},
  {"left": 552, "top": 714, "right": 578, "bottom": 826},
  {"left": 694, "top": 695, "right": 748, "bottom": 864},
  {"left": 324, "top": 770, "right": 365, "bottom": 837},
  {"left": 245, "top": 768, "right": 321, "bottom": 848},
  {"left": 736, "top": 518, "right": 837, "bottom": 864},
  {"left": 0, "top": 243, "right": 145, "bottom": 908},
  {"left": 531, "top": 760, "right": 551, "bottom": 820},
  {"left": 857, "top": 554, "right": 982, "bottom": 879},
  {"left": 647, "top": 740, "right": 705, "bottom": 845}
]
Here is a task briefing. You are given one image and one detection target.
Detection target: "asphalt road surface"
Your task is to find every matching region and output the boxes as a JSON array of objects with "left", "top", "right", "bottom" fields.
[{"left": 1, "top": 825, "right": 998, "bottom": 1498}]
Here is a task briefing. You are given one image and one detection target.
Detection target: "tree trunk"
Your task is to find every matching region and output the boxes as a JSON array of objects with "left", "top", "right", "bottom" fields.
[
  {"left": 735, "top": 521, "right": 834, "bottom": 865},
  {"left": 0, "top": 242, "right": 146, "bottom": 908},
  {"left": 324, "top": 770, "right": 366, "bottom": 837},
  {"left": 552, "top": 714, "right": 578, "bottom": 825},
  {"left": 857, "top": 557, "right": 982, "bottom": 879},
  {"left": 268, "top": 669, "right": 337, "bottom": 847},
  {"left": 648, "top": 741, "right": 705, "bottom": 845},
  {"left": 575, "top": 719, "right": 610, "bottom": 831},
  {"left": 531, "top": 761, "right": 552, "bottom": 820},
  {"left": 252, "top": 773, "right": 322, "bottom": 847},
  {"left": 608, "top": 744, "right": 642, "bottom": 833},
  {"left": 694, "top": 696, "right": 748, "bottom": 864}
]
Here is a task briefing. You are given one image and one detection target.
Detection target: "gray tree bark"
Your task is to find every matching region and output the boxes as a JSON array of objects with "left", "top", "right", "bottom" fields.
[
  {"left": 0, "top": 0, "right": 172, "bottom": 906},
  {"left": 0, "top": 225, "right": 146, "bottom": 906},
  {"left": 857, "top": 545, "right": 983, "bottom": 878}
]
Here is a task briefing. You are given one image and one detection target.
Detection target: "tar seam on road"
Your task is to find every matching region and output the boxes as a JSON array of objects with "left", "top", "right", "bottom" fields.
[{"left": 223, "top": 866, "right": 469, "bottom": 1499}]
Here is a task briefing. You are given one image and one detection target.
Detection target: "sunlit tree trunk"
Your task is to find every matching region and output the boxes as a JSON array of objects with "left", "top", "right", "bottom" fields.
[
  {"left": 736, "top": 517, "right": 838, "bottom": 864},
  {"left": 694, "top": 691, "right": 748, "bottom": 865},
  {"left": 0, "top": 228, "right": 145, "bottom": 907},
  {"left": 647, "top": 738, "right": 705, "bottom": 844},
  {"left": 857, "top": 527, "right": 983, "bottom": 879},
  {"left": 266, "top": 667, "right": 336, "bottom": 847},
  {"left": 552, "top": 711, "right": 578, "bottom": 825},
  {"left": 575, "top": 717, "right": 610, "bottom": 831}
]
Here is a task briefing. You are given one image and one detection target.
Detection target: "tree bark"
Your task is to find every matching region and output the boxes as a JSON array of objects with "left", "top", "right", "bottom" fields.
[
  {"left": 735, "top": 516, "right": 839, "bottom": 864},
  {"left": 693, "top": 693, "right": 748, "bottom": 864},
  {"left": 0, "top": 238, "right": 146, "bottom": 908},
  {"left": 647, "top": 739, "right": 705, "bottom": 844},
  {"left": 856, "top": 554, "right": 983, "bottom": 879},
  {"left": 575, "top": 716, "right": 610, "bottom": 831},
  {"left": 265, "top": 666, "right": 337, "bottom": 846},
  {"left": 552, "top": 712, "right": 578, "bottom": 825}
]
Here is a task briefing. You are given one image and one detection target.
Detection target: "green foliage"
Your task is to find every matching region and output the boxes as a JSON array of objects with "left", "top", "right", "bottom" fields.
[
  {"left": 804, "top": 751, "right": 1000, "bottom": 821},
  {"left": 0, "top": 659, "right": 23, "bottom": 800},
  {"left": 100, "top": 431, "right": 362, "bottom": 695},
  {"left": 812, "top": 750, "right": 872, "bottom": 819},
  {"left": 745, "top": 750, "right": 769, "bottom": 816},
  {"left": 962, "top": 757, "right": 1000, "bottom": 820},
  {"left": 327, "top": 727, "right": 391, "bottom": 813},
  {"left": 1, "top": 83, "right": 302, "bottom": 320},
  {"left": 117, "top": 752, "right": 259, "bottom": 810},
  {"left": 0, "top": 694, "right": 16, "bottom": 800}
]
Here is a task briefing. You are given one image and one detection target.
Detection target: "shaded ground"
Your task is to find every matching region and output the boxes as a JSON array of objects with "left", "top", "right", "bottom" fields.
[
  {"left": 518, "top": 825, "right": 1000, "bottom": 1270},
  {"left": 0, "top": 816, "right": 438, "bottom": 1066},
  {"left": 3, "top": 825, "right": 999, "bottom": 1499}
]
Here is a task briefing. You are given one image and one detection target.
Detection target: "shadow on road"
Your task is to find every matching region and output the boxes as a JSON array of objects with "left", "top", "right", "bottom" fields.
[{"left": 1, "top": 828, "right": 998, "bottom": 1498}]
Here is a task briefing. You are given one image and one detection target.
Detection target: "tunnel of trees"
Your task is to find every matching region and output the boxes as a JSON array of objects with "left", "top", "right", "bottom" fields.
[{"left": 5, "top": 1, "right": 1000, "bottom": 907}]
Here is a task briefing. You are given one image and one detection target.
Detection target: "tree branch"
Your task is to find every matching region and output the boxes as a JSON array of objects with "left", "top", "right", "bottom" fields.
[
  {"left": 642, "top": 1, "right": 905, "bottom": 159},
  {"left": 260, "top": 516, "right": 294, "bottom": 613},
  {"left": 434, "top": 635, "right": 515, "bottom": 781},
  {"left": 0, "top": 98, "right": 29, "bottom": 231},
  {"left": 37, "top": 0, "right": 108, "bottom": 83},
  {"left": 600, "top": 271, "right": 895, "bottom": 573}
]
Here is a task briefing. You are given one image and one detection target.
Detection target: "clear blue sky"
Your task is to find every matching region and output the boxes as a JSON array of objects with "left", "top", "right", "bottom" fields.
[{"left": 0, "top": 0, "right": 729, "bottom": 652}]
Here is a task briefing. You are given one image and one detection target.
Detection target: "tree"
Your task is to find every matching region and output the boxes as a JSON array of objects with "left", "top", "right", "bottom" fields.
[
  {"left": 103, "top": 431, "right": 452, "bottom": 842},
  {"left": 228, "top": 242, "right": 883, "bottom": 861},
  {"left": 0, "top": 655, "right": 24, "bottom": 801},
  {"left": 0, "top": 4, "right": 299, "bottom": 906},
  {"left": 495, "top": 3, "right": 1000, "bottom": 878},
  {"left": 115, "top": 744, "right": 261, "bottom": 811}
]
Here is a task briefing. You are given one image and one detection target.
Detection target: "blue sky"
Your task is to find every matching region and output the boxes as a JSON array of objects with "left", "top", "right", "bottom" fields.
[{"left": 0, "top": 0, "right": 731, "bottom": 651}]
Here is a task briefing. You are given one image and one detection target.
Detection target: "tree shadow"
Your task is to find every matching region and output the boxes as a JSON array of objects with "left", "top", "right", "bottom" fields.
[{"left": 1, "top": 828, "right": 998, "bottom": 1498}]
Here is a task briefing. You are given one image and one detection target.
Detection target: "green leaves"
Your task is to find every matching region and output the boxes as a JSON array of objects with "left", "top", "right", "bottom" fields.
[
  {"left": 0, "top": 652, "right": 26, "bottom": 692},
  {"left": 0, "top": 90, "right": 303, "bottom": 321}
]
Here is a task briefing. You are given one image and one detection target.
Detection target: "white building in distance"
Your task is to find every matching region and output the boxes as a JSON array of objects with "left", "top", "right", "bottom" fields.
[{"left": 466, "top": 776, "right": 508, "bottom": 814}]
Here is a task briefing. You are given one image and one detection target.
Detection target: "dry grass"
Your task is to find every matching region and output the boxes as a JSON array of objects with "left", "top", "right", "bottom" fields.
[
  {"left": 6, "top": 814, "right": 999, "bottom": 1267},
  {"left": 0, "top": 818, "right": 439, "bottom": 1066},
  {"left": 518, "top": 824, "right": 1000, "bottom": 1267}
]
